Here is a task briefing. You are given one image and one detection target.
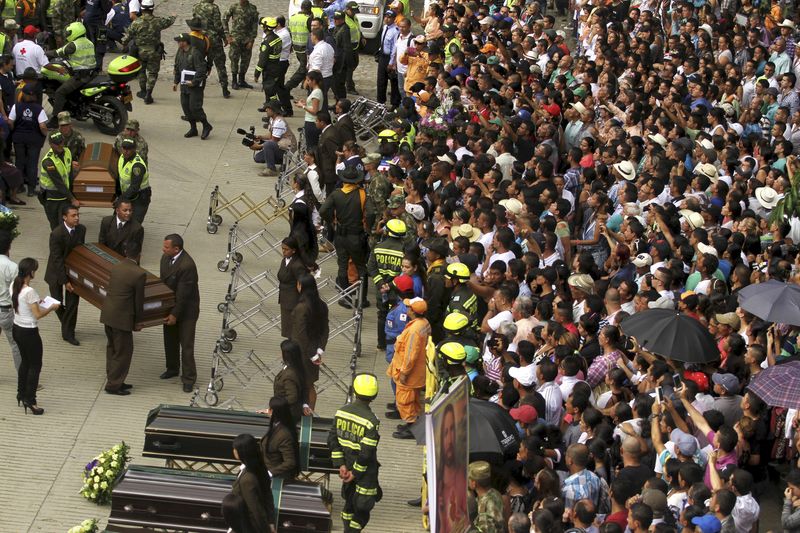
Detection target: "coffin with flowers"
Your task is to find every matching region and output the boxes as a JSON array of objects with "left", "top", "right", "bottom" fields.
[
  {"left": 106, "top": 465, "right": 331, "bottom": 532},
  {"left": 142, "top": 404, "right": 336, "bottom": 474}
]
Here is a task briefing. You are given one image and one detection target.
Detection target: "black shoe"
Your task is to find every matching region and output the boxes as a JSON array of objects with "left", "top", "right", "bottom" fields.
[
  {"left": 160, "top": 370, "right": 179, "bottom": 379},
  {"left": 222, "top": 87, "right": 231, "bottom": 98},
  {"left": 407, "top": 497, "right": 422, "bottom": 507},
  {"left": 22, "top": 402, "right": 44, "bottom": 415},
  {"left": 26, "top": 189, "right": 35, "bottom": 197},
  {"left": 338, "top": 299, "right": 353, "bottom": 309},
  {"left": 181, "top": 115, "right": 188, "bottom": 121},
  {"left": 396, "top": 423, "right": 409, "bottom": 430},
  {"left": 386, "top": 402, "right": 398, "bottom": 410},
  {"left": 360, "top": 300, "right": 370, "bottom": 308},
  {"left": 201, "top": 122, "right": 213, "bottom": 140},
  {"left": 120, "top": 383, "right": 133, "bottom": 391},
  {"left": 348, "top": 88, "right": 359, "bottom": 95},
  {"left": 385, "top": 410, "right": 402, "bottom": 419},
  {"left": 183, "top": 383, "right": 194, "bottom": 393},
  {"left": 184, "top": 128, "right": 199, "bottom": 138},
  {"left": 63, "top": 337, "right": 80, "bottom": 346},
  {"left": 239, "top": 80, "right": 253, "bottom": 89},
  {"left": 136, "top": 89, "right": 146, "bottom": 98},
  {"left": 257, "top": 105, "right": 267, "bottom": 112},
  {"left": 7, "top": 198, "right": 25, "bottom": 205},
  {"left": 231, "top": 79, "right": 240, "bottom": 90},
  {"left": 105, "top": 388, "right": 131, "bottom": 396},
  {"left": 393, "top": 427, "right": 415, "bottom": 439},
  {"left": 377, "top": 345, "right": 386, "bottom": 351},
  {"left": 144, "top": 93, "right": 153, "bottom": 105}
]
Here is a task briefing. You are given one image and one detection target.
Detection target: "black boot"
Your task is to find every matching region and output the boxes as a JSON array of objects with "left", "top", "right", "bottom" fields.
[
  {"left": 201, "top": 120, "right": 213, "bottom": 140},
  {"left": 136, "top": 89, "right": 146, "bottom": 98},
  {"left": 184, "top": 122, "right": 199, "bottom": 138},
  {"left": 144, "top": 90, "right": 153, "bottom": 104},
  {"left": 231, "top": 74, "right": 240, "bottom": 90},
  {"left": 239, "top": 74, "right": 253, "bottom": 89},
  {"left": 222, "top": 84, "right": 231, "bottom": 98}
]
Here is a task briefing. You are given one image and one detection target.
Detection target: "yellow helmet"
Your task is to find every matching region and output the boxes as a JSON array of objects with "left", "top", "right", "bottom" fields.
[
  {"left": 352, "top": 373, "right": 379, "bottom": 398},
  {"left": 378, "top": 129, "right": 399, "bottom": 142},
  {"left": 439, "top": 342, "right": 466, "bottom": 364},
  {"left": 446, "top": 262, "right": 470, "bottom": 281},
  {"left": 443, "top": 312, "right": 469, "bottom": 333},
  {"left": 261, "top": 16, "right": 277, "bottom": 28},
  {"left": 385, "top": 218, "right": 407, "bottom": 237},
  {"left": 65, "top": 21, "right": 87, "bottom": 41}
]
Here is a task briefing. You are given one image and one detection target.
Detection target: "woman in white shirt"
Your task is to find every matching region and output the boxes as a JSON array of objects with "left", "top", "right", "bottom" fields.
[{"left": 12, "top": 257, "right": 58, "bottom": 415}]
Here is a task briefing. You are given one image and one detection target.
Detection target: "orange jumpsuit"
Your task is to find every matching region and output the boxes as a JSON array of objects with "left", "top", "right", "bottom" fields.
[{"left": 387, "top": 316, "right": 431, "bottom": 422}]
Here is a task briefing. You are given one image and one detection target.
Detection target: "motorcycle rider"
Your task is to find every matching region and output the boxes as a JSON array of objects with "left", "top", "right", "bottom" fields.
[{"left": 47, "top": 22, "right": 97, "bottom": 128}]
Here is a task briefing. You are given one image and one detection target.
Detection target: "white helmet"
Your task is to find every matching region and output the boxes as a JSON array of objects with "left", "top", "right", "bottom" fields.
[{"left": 141, "top": 0, "right": 155, "bottom": 8}]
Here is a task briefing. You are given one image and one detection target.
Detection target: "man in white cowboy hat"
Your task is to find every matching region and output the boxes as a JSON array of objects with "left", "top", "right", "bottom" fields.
[
  {"left": 679, "top": 209, "right": 705, "bottom": 232},
  {"left": 777, "top": 19, "right": 797, "bottom": 58},
  {"left": 751, "top": 186, "right": 781, "bottom": 219},
  {"left": 612, "top": 160, "right": 636, "bottom": 182},
  {"left": 450, "top": 223, "right": 481, "bottom": 243},
  {"left": 647, "top": 133, "right": 668, "bottom": 150},
  {"left": 694, "top": 162, "right": 719, "bottom": 184}
]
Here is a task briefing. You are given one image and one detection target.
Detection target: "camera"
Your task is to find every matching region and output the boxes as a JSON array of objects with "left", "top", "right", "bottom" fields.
[{"left": 237, "top": 127, "right": 257, "bottom": 148}]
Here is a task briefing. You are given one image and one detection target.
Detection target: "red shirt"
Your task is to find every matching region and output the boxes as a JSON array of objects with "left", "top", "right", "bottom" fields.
[{"left": 604, "top": 510, "right": 628, "bottom": 529}]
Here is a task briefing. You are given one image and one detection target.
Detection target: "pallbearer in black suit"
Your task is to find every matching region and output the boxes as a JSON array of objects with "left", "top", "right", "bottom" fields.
[
  {"left": 100, "top": 258, "right": 146, "bottom": 396},
  {"left": 43, "top": 204, "right": 86, "bottom": 345},
  {"left": 98, "top": 199, "right": 144, "bottom": 263},
  {"left": 159, "top": 234, "right": 200, "bottom": 393}
]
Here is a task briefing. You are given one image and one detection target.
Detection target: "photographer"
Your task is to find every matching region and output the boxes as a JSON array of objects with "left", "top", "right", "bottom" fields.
[{"left": 250, "top": 101, "right": 295, "bottom": 177}]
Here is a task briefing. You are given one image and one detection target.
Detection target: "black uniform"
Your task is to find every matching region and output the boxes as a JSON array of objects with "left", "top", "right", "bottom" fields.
[
  {"left": 173, "top": 43, "right": 209, "bottom": 130},
  {"left": 330, "top": 21, "right": 350, "bottom": 99},
  {"left": 255, "top": 29, "right": 282, "bottom": 105},
  {"left": 426, "top": 261, "right": 448, "bottom": 342},
  {"left": 447, "top": 283, "right": 479, "bottom": 333},
  {"left": 319, "top": 185, "right": 368, "bottom": 296},
  {"left": 327, "top": 399, "right": 381, "bottom": 532},
  {"left": 367, "top": 234, "right": 404, "bottom": 348}
]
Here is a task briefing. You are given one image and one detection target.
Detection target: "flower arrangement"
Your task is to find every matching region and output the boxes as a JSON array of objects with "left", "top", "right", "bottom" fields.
[
  {"left": 0, "top": 210, "right": 20, "bottom": 239},
  {"left": 80, "top": 442, "right": 130, "bottom": 505},
  {"left": 418, "top": 114, "right": 450, "bottom": 139},
  {"left": 67, "top": 519, "right": 99, "bottom": 533}
]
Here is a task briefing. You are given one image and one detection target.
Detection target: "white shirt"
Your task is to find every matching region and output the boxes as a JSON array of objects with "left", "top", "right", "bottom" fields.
[
  {"left": 305, "top": 164, "right": 324, "bottom": 201},
  {"left": 308, "top": 40, "right": 334, "bottom": 78},
  {"left": 395, "top": 31, "right": 412, "bottom": 75},
  {"left": 12, "top": 39, "right": 47, "bottom": 76},
  {"left": 12, "top": 285, "right": 39, "bottom": 328},
  {"left": 276, "top": 27, "right": 292, "bottom": 61},
  {"left": 538, "top": 381, "right": 563, "bottom": 426},
  {"left": 0, "top": 254, "right": 18, "bottom": 306}
]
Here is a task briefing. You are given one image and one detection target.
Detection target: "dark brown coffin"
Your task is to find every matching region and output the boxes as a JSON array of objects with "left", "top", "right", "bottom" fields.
[
  {"left": 65, "top": 243, "right": 174, "bottom": 329},
  {"left": 106, "top": 465, "right": 332, "bottom": 532},
  {"left": 73, "top": 142, "right": 117, "bottom": 208},
  {"left": 143, "top": 404, "right": 336, "bottom": 474}
]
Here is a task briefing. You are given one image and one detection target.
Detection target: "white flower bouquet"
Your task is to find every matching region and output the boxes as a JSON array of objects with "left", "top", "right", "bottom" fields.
[
  {"left": 79, "top": 442, "right": 130, "bottom": 505},
  {"left": 0, "top": 210, "right": 20, "bottom": 239},
  {"left": 67, "top": 518, "right": 98, "bottom": 533}
]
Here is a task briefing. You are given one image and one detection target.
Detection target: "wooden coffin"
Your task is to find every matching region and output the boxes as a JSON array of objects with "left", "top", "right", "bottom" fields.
[
  {"left": 65, "top": 243, "right": 174, "bottom": 329},
  {"left": 143, "top": 404, "right": 336, "bottom": 474},
  {"left": 107, "top": 465, "right": 332, "bottom": 533},
  {"left": 73, "top": 142, "right": 117, "bottom": 207}
]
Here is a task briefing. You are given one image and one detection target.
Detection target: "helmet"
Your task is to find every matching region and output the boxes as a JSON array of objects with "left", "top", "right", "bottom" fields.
[
  {"left": 385, "top": 218, "right": 407, "bottom": 237},
  {"left": 378, "top": 129, "right": 399, "bottom": 142},
  {"left": 517, "top": 109, "right": 531, "bottom": 121},
  {"left": 439, "top": 342, "right": 466, "bottom": 364},
  {"left": 65, "top": 21, "right": 86, "bottom": 41},
  {"left": 443, "top": 312, "right": 469, "bottom": 333},
  {"left": 445, "top": 262, "right": 470, "bottom": 281},
  {"left": 141, "top": 0, "right": 155, "bottom": 9},
  {"left": 262, "top": 16, "right": 278, "bottom": 28},
  {"left": 352, "top": 373, "right": 379, "bottom": 398}
]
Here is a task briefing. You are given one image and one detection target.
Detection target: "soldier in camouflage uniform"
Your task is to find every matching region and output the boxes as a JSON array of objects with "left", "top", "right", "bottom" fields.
[
  {"left": 192, "top": 0, "right": 230, "bottom": 97},
  {"left": 113, "top": 119, "right": 149, "bottom": 163},
  {"left": 468, "top": 461, "right": 504, "bottom": 533},
  {"left": 121, "top": 0, "right": 175, "bottom": 104},
  {"left": 364, "top": 153, "right": 391, "bottom": 239},
  {"left": 46, "top": 0, "right": 80, "bottom": 46},
  {"left": 380, "top": 194, "right": 417, "bottom": 249},
  {"left": 222, "top": 0, "right": 258, "bottom": 90},
  {"left": 57, "top": 112, "right": 86, "bottom": 162}
]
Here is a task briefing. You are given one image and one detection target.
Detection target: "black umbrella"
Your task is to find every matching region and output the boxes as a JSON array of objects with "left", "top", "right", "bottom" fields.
[
  {"left": 619, "top": 309, "right": 720, "bottom": 363},
  {"left": 409, "top": 398, "right": 520, "bottom": 461},
  {"left": 738, "top": 280, "right": 800, "bottom": 326}
]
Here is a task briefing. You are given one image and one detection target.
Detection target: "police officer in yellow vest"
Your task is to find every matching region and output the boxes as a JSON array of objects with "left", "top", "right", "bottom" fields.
[
  {"left": 116, "top": 138, "right": 151, "bottom": 224},
  {"left": 367, "top": 217, "right": 406, "bottom": 350},
  {"left": 442, "top": 23, "right": 460, "bottom": 65},
  {"left": 48, "top": 22, "right": 97, "bottom": 127},
  {"left": 0, "top": 19, "right": 15, "bottom": 56},
  {"left": 285, "top": 0, "right": 311, "bottom": 92},
  {"left": 327, "top": 373, "right": 382, "bottom": 533},
  {"left": 343, "top": 1, "right": 360, "bottom": 94},
  {"left": 39, "top": 131, "right": 78, "bottom": 229}
]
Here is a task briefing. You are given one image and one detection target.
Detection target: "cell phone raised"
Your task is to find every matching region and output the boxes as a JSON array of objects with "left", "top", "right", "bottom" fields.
[
  {"left": 655, "top": 386, "right": 663, "bottom": 404},
  {"left": 672, "top": 372, "right": 682, "bottom": 390}
]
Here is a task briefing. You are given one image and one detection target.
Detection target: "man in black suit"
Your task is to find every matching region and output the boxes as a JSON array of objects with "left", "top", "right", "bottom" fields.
[
  {"left": 315, "top": 110, "right": 341, "bottom": 195},
  {"left": 44, "top": 204, "right": 86, "bottom": 345},
  {"left": 98, "top": 199, "right": 144, "bottom": 263},
  {"left": 100, "top": 258, "right": 146, "bottom": 396},
  {"left": 333, "top": 98, "right": 356, "bottom": 145},
  {"left": 160, "top": 234, "right": 200, "bottom": 393}
]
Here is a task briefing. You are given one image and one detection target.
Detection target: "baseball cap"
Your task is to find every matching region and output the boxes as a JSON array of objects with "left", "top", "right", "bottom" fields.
[
  {"left": 714, "top": 312, "right": 740, "bottom": 329},
  {"left": 468, "top": 461, "right": 491, "bottom": 482},
  {"left": 691, "top": 514, "right": 722, "bottom": 533},
  {"left": 697, "top": 242, "right": 718, "bottom": 257},
  {"left": 641, "top": 489, "right": 668, "bottom": 517},
  {"left": 509, "top": 404, "right": 538, "bottom": 424},
  {"left": 384, "top": 9, "right": 396, "bottom": 17},
  {"left": 22, "top": 24, "right": 38, "bottom": 36},
  {"left": 712, "top": 372, "right": 740, "bottom": 393},
  {"left": 670, "top": 428, "right": 698, "bottom": 456},
  {"left": 49, "top": 131, "right": 64, "bottom": 144},
  {"left": 508, "top": 365, "right": 536, "bottom": 387},
  {"left": 632, "top": 253, "right": 653, "bottom": 268},
  {"left": 403, "top": 297, "right": 428, "bottom": 314},
  {"left": 120, "top": 137, "right": 136, "bottom": 149},
  {"left": 405, "top": 203, "right": 425, "bottom": 221},
  {"left": 174, "top": 33, "right": 191, "bottom": 42},
  {"left": 392, "top": 274, "right": 413, "bottom": 293}
]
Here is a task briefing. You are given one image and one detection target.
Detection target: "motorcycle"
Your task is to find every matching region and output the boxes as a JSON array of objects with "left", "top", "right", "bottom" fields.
[{"left": 39, "top": 54, "right": 142, "bottom": 135}]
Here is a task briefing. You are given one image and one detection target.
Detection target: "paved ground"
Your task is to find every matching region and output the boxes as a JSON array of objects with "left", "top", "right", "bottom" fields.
[{"left": 0, "top": 2, "right": 426, "bottom": 530}]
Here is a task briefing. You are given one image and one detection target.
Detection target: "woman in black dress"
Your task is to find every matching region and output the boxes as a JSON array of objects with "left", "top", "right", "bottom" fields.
[
  {"left": 277, "top": 236, "right": 307, "bottom": 338},
  {"left": 273, "top": 339, "right": 308, "bottom": 422},
  {"left": 230, "top": 434, "right": 275, "bottom": 533},
  {"left": 289, "top": 273, "right": 329, "bottom": 411},
  {"left": 289, "top": 174, "right": 320, "bottom": 265}
]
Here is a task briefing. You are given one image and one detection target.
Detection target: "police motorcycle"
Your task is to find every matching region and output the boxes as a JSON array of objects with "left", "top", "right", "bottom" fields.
[{"left": 40, "top": 23, "right": 142, "bottom": 135}]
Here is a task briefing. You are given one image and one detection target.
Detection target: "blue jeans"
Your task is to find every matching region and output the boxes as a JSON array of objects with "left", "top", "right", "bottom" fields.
[
  {"left": 254, "top": 140, "right": 284, "bottom": 170},
  {"left": 397, "top": 71, "right": 406, "bottom": 98}
]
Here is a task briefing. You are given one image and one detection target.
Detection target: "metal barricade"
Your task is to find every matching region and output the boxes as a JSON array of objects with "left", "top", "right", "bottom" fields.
[
  {"left": 350, "top": 97, "right": 392, "bottom": 144},
  {"left": 216, "top": 264, "right": 281, "bottom": 347},
  {"left": 206, "top": 185, "right": 291, "bottom": 235}
]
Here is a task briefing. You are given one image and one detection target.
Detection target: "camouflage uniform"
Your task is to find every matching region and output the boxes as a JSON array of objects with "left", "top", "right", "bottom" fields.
[
  {"left": 48, "top": 0, "right": 80, "bottom": 45},
  {"left": 222, "top": 0, "right": 258, "bottom": 82},
  {"left": 365, "top": 170, "right": 391, "bottom": 232},
  {"left": 192, "top": 0, "right": 229, "bottom": 91},
  {"left": 122, "top": 12, "right": 176, "bottom": 93},
  {"left": 114, "top": 133, "right": 149, "bottom": 163},
  {"left": 473, "top": 489, "right": 504, "bottom": 533},
  {"left": 62, "top": 129, "right": 85, "bottom": 161}
]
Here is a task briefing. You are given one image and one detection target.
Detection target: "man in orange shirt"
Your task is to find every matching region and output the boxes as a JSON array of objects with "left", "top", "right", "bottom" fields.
[{"left": 389, "top": 297, "right": 431, "bottom": 439}]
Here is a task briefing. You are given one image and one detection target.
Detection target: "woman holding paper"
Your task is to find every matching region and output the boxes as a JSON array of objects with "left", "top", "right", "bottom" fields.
[{"left": 11, "top": 257, "right": 58, "bottom": 415}]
